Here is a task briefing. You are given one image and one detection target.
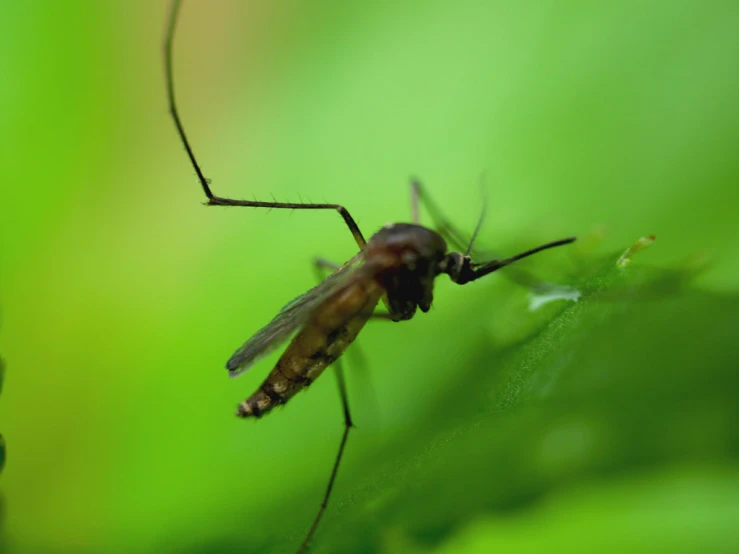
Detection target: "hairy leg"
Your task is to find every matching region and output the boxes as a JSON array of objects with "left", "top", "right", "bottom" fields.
[{"left": 165, "top": 0, "right": 366, "bottom": 249}]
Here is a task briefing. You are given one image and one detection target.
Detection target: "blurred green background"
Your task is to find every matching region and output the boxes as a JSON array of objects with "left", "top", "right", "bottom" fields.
[{"left": 1, "top": 1, "right": 738, "bottom": 553}]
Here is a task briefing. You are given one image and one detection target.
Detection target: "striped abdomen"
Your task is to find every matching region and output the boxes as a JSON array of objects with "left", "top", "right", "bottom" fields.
[{"left": 237, "top": 279, "right": 383, "bottom": 418}]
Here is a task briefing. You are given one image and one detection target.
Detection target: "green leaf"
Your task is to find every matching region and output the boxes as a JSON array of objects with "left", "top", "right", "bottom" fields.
[
  {"left": 239, "top": 239, "right": 739, "bottom": 554},
  {"left": 433, "top": 467, "right": 739, "bottom": 554}
]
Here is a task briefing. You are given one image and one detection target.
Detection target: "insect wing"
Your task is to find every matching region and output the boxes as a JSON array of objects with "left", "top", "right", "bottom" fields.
[{"left": 226, "top": 254, "right": 365, "bottom": 377}]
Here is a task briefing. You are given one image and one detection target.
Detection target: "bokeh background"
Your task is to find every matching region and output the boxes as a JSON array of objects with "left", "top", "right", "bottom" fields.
[{"left": 1, "top": 1, "right": 738, "bottom": 553}]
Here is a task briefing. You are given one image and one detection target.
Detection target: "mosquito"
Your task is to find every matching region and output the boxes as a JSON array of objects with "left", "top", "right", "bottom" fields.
[{"left": 165, "top": 2, "right": 575, "bottom": 552}]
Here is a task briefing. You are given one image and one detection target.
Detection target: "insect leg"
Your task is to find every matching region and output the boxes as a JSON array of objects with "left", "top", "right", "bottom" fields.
[
  {"left": 410, "top": 178, "right": 420, "bottom": 224},
  {"left": 164, "top": 0, "right": 366, "bottom": 249},
  {"left": 313, "top": 257, "right": 340, "bottom": 275},
  {"left": 410, "top": 178, "right": 484, "bottom": 255},
  {"left": 368, "top": 312, "right": 396, "bottom": 320},
  {"left": 296, "top": 358, "right": 353, "bottom": 554}
]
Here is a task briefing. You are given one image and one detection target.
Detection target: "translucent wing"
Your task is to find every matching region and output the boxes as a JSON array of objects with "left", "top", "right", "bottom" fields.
[{"left": 226, "top": 252, "right": 366, "bottom": 377}]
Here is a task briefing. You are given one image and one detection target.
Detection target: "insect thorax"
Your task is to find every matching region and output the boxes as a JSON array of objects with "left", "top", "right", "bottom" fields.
[{"left": 365, "top": 223, "right": 448, "bottom": 320}]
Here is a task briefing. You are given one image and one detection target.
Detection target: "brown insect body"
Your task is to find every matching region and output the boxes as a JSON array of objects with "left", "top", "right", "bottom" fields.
[{"left": 236, "top": 223, "right": 448, "bottom": 418}]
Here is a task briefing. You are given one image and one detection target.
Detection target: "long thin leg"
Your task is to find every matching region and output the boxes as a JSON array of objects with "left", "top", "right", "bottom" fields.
[
  {"left": 410, "top": 178, "right": 488, "bottom": 255},
  {"left": 296, "top": 358, "right": 353, "bottom": 554},
  {"left": 164, "top": 0, "right": 366, "bottom": 249},
  {"left": 410, "top": 179, "right": 420, "bottom": 224},
  {"left": 313, "top": 257, "right": 340, "bottom": 274}
]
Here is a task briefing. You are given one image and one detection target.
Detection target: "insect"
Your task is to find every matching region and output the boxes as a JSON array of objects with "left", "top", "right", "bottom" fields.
[{"left": 164, "top": 2, "right": 575, "bottom": 552}]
